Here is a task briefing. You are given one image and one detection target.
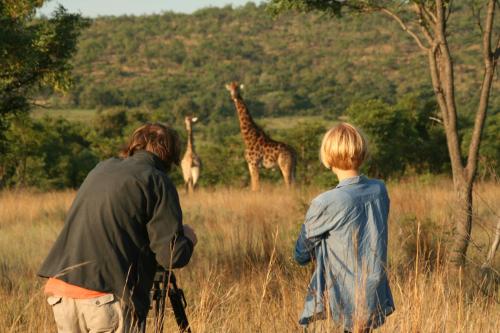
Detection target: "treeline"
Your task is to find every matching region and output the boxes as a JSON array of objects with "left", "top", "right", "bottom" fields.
[{"left": 2, "top": 91, "right": 498, "bottom": 190}]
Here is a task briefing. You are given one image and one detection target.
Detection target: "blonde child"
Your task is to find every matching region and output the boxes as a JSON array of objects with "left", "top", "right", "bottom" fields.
[{"left": 295, "top": 123, "right": 395, "bottom": 333}]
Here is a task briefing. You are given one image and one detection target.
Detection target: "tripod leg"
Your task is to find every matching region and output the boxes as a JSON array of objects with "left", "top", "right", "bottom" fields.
[
  {"left": 154, "top": 271, "right": 168, "bottom": 333},
  {"left": 159, "top": 271, "right": 169, "bottom": 332},
  {"left": 139, "top": 319, "right": 146, "bottom": 333}
]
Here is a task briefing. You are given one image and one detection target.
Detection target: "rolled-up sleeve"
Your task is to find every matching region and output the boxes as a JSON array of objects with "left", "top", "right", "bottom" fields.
[
  {"left": 146, "top": 176, "right": 193, "bottom": 269},
  {"left": 294, "top": 224, "right": 316, "bottom": 265},
  {"left": 294, "top": 201, "right": 326, "bottom": 265}
]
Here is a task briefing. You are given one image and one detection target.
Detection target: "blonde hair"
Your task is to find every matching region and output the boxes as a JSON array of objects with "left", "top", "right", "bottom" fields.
[{"left": 320, "top": 122, "right": 367, "bottom": 170}]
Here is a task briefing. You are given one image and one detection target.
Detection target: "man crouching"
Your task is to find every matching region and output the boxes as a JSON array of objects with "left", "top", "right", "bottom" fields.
[{"left": 38, "top": 123, "right": 197, "bottom": 333}]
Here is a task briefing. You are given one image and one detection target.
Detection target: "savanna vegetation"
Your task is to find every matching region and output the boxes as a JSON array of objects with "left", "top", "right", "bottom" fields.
[
  {"left": 1, "top": 1, "right": 499, "bottom": 190},
  {"left": 0, "top": 1, "right": 499, "bottom": 332},
  {"left": 1, "top": 182, "right": 499, "bottom": 332}
]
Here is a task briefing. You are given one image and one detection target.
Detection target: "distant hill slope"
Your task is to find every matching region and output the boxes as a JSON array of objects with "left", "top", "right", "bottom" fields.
[{"left": 45, "top": 1, "right": 498, "bottom": 123}]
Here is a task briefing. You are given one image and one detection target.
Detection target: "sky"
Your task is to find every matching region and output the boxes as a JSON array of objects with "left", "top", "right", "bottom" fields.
[{"left": 38, "top": 0, "right": 257, "bottom": 17}]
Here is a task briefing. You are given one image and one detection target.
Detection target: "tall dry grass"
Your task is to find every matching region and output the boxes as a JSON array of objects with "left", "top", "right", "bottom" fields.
[{"left": 0, "top": 179, "right": 499, "bottom": 332}]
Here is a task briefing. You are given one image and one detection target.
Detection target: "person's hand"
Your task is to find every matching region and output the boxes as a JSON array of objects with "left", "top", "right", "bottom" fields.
[{"left": 183, "top": 224, "right": 197, "bottom": 247}]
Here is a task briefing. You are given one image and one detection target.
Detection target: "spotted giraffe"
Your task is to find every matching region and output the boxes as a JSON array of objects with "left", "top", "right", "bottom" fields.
[
  {"left": 181, "top": 116, "right": 201, "bottom": 193},
  {"left": 225, "top": 82, "right": 296, "bottom": 191}
]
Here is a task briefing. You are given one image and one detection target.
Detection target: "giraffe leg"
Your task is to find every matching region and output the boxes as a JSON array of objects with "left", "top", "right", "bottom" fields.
[
  {"left": 278, "top": 151, "right": 296, "bottom": 188},
  {"left": 248, "top": 163, "right": 260, "bottom": 191},
  {"left": 181, "top": 159, "right": 191, "bottom": 193},
  {"left": 191, "top": 167, "right": 200, "bottom": 188},
  {"left": 187, "top": 178, "right": 194, "bottom": 194}
]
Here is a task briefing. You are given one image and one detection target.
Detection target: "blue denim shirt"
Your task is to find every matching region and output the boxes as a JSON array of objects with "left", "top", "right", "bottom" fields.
[{"left": 295, "top": 175, "right": 395, "bottom": 330}]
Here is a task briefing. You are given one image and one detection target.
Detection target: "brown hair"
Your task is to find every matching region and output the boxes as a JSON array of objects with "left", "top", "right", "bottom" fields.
[
  {"left": 121, "top": 123, "right": 180, "bottom": 170},
  {"left": 320, "top": 122, "right": 367, "bottom": 171}
]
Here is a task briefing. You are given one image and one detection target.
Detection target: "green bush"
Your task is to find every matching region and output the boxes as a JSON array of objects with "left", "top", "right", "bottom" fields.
[
  {"left": 0, "top": 115, "right": 98, "bottom": 189},
  {"left": 346, "top": 92, "right": 449, "bottom": 178}
]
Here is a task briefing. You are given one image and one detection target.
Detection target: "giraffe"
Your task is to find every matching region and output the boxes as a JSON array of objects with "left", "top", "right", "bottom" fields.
[
  {"left": 225, "top": 82, "right": 296, "bottom": 191},
  {"left": 181, "top": 116, "right": 201, "bottom": 193}
]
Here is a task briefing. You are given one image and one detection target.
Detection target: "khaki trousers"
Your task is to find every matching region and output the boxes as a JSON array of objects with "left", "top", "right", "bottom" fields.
[{"left": 47, "top": 294, "right": 137, "bottom": 333}]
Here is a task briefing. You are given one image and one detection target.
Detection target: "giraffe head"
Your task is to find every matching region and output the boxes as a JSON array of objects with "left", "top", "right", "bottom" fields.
[
  {"left": 184, "top": 115, "right": 198, "bottom": 131},
  {"left": 225, "top": 82, "right": 244, "bottom": 100}
]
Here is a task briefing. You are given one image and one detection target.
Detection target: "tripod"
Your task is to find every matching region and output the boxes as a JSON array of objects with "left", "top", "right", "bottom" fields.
[{"left": 140, "top": 269, "right": 191, "bottom": 333}]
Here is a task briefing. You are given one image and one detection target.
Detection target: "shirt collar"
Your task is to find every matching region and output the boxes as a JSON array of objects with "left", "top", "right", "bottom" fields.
[
  {"left": 336, "top": 175, "right": 366, "bottom": 188},
  {"left": 130, "top": 150, "right": 168, "bottom": 173}
]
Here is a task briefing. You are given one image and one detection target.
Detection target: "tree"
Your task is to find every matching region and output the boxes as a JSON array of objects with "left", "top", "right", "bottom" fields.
[
  {"left": 347, "top": 93, "right": 449, "bottom": 177},
  {"left": 0, "top": 0, "right": 89, "bottom": 152},
  {"left": 0, "top": 115, "right": 98, "bottom": 189},
  {"left": 269, "top": 0, "right": 499, "bottom": 267}
]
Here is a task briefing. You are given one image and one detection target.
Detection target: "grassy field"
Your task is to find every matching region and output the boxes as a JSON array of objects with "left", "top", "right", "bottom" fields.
[
  {"left": 30, "top": 108, "right": 332, "bottom": 131},
  {"left": 1, "top": 179, "right": 499, "bottom": 332},
  {"left": 31, "top": 108, "right": 97, "bottom": 123},
  {"left": 259, "top": 115, "right": 332, "bottom": 130}
]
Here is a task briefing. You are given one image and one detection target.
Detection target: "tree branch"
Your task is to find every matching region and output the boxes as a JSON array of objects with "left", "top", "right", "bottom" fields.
[
  {"left": 27, "top": 99, "right": 51, "bottom": 109},
  {"left": 435, "top": 0, "right": 464, "bottom": 178},
  {"left": 483, "top": 0, "right": 496, "bottom": 64},
  {"left": 422, "top": 4, "right": 437, "bottom": 23},
  {"left": 469, "top": 1, "right": 484, "bottom": 34},
  {"left": 466, "top": 0, "right": 497, "bottom": 179},
  {"left": 427, "top": 43, "right": 449, "bottom": 126},
  {"left": 380, "top": 8, "right": 429, "bottom": 51},
  {"left": 429, "top": 116, "right": 443, "bottom": 124},
  {"left": 414, "top": 3, "right": 435, "bottom": 45},
  {"left": 445, "top": 0, "right": 454, "bottom": 23}
]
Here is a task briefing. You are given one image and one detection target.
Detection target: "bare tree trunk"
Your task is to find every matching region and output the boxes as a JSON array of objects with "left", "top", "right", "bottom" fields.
[
  {"left": 449, "top": 177, "right": 474, "bottom": 266},
  {"left": 420, "top": 0, "right": 497, "bottom": 268},
  {"left": 450, "top": 0, "right": 498, "bottom": 267},
  {"left": 378, "top": 0, "right": 497, "bottom": 268},
  {"left": 421, "top": 1, "right": 471, "bottom": 267}
]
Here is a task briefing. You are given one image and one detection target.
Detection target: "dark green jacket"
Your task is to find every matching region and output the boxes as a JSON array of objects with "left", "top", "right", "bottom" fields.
[{"left": 38, "top": 150, "right": 193, "bottom": 319}]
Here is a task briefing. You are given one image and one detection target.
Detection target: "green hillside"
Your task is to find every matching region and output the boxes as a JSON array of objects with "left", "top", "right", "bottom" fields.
[
  {"left": 42, "top": 1, "right": 498, "bottom": 123},
  {"left": 3, "top": 1, "right": 497, "bottom": 190}
]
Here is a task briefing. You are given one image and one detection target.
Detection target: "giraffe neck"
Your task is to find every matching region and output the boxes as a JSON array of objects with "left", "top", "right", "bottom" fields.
[
  {"left": 187, "top": 127, "right": 194, "bottom": 153},
  {"left": 232, "top": 96, "right": 260, "bottom": 144}
]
